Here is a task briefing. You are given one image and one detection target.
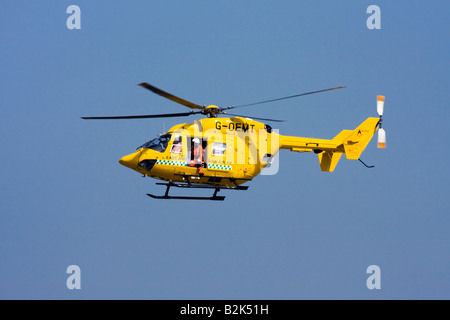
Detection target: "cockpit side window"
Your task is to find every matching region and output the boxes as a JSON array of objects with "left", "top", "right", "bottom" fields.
[
  {"left": 170, "top": 135, "right": 182, "bottom": 154},
  {"left": 139, "top": 134, "right": 172, "bottom": 153}
]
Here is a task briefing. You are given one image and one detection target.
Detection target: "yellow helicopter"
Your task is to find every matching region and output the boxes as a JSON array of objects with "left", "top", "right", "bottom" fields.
[{"left": 82, "top": 83, "right": 386, "bottom": 200}]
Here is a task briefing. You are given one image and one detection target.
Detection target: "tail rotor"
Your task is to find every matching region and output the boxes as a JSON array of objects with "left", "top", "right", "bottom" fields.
[{"left": 377, "top": 95, "right": 386, "bottom": 149}]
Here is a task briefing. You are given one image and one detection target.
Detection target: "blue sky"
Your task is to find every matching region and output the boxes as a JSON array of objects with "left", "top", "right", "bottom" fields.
[{"left": 1, "top": 1, "right": 449, "bottom": 299}]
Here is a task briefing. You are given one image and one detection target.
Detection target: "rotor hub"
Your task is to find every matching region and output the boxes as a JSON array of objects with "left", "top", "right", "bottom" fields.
[{"left": 203, "top": 105, "right": 221, "bottom": 118}]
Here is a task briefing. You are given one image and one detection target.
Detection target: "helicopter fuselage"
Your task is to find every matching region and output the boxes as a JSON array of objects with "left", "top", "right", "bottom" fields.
[
  {"left": 119, "top": 114, "right": 381, "bottom": 190},
  {"left": 119, "top": 117, "right": 280, "bottom": 187}
]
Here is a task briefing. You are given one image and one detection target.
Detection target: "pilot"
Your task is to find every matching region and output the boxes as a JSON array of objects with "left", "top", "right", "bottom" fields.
[{"left": 191, "top": 138, "right": 204, "bottom": 175}]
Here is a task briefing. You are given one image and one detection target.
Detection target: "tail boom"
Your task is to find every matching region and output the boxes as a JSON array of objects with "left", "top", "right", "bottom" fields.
[{"left": 279, "top": 117, "right": 380, "bottom": 172}]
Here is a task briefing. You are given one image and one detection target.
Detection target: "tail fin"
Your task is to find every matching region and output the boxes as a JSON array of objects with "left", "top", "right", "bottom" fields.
[
  {"left": 318, "top": 151, "right": 343, "bottom": 172},
  {"left": 342, "top": 117, "right": 380, "bottom": 160},
  {"left": 317, "top": 117, "right": 379, "bottom": 172}
]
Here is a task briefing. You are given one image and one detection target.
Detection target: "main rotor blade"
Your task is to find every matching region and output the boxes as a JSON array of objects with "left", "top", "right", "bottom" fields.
[
  {"left": 231, "top": 86, "right": 346, "bottom": 109},
  {"left": 225, "top": 113, "right": 285, "bottom": 122},
  {"left": 81, "top": 111, "right": 202, "bottom": 120},
  {"left": 139, "top": 83, "right": 205, "bottom": 110}
]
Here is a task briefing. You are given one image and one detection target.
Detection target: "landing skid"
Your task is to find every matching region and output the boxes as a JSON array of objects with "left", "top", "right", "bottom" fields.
[
  {"left": 147, "top": 178, "right": 249, "bottom": 201},
  {"left": 147, "top": 190, "right": 225, "bottom": 201}
]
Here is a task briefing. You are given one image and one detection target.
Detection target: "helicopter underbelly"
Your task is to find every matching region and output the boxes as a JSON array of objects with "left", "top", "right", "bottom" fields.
[{"left": 146, "top": 162, "right": 258, "bottom": 187}]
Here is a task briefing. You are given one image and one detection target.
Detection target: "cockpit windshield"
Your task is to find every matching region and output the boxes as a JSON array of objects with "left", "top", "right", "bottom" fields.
[{"left": 138, "top": 134, "right": 172, "bottom": 153}]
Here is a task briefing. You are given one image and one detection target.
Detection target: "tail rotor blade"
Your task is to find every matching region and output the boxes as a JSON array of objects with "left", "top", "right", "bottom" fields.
[
  {"left": 377, "top": 128, "right": 386, "bottom": 149},
  {"left": 377, "top": 95, "right": 385, "bottom": 117}
]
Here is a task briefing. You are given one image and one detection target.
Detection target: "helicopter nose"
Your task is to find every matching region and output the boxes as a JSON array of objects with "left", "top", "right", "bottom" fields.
[{"left": 119, "top": 152, "right": 140, "bottom": 169}]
